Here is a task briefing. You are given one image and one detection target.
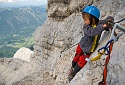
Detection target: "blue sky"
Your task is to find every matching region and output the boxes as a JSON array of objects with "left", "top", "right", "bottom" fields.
[{"left": 0, "top": 0, "right": 47, "bottom": 7}]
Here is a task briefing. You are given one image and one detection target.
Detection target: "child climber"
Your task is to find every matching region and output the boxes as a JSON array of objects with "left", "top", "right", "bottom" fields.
[{"left": 68, "top": 5, "right": 114, "bottom": 81}]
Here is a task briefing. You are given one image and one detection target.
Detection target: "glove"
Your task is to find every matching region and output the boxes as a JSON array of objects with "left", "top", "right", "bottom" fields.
[
  {"left": 105, "top": 16, "right": 114, "bottom": 31},
  {"left": 105, "top": 16, "right": 114, "bottom": 23},
  {"left": 85, "top": 58, "right": 90, "bottom": 62},
  {"left": 106, "top": 16, "right": 114, "bottom": 26}
]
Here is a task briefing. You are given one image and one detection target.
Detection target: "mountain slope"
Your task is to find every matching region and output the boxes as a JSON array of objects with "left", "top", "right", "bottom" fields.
[
  {"left": 0, "top": 6, "right": 47, "bottom": 57},
  {"left": 0, "top": 6, "right": 46, "bottom": 35}
]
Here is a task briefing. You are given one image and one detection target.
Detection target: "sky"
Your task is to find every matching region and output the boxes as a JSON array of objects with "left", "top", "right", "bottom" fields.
[{"left": 0, "top": 0, "right": 47, "bottom": 7}]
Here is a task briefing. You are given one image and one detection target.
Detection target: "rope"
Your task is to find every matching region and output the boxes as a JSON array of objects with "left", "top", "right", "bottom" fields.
[
  {"left": 60, "top": 42, "right": 78, "bottom": 57},
  {"left": 115, "top": 18, "right": 125, "bottom": 23},
  {"left": 90, "top": 39, "right": 114, "bottom": 62},
  {"left": 98, "top": 42, "right": 113, "bottom": 85}
]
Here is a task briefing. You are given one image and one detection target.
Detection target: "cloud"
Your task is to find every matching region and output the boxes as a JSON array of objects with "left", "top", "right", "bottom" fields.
[
  {"left": 0, "top": 0, "right": 4, "bottom": 2},
  {"left": 4, "top": 0, "right": 14, "bottom": 2},
  {"left": 1, "top": 0, "right": 47, "bottom": 2},
  {"left": 0, "top": 0, "right": 15, "bottom": 2},
  {"left": 0, "top": 0, "right": 47, "bottom": 5},
  {"left": 15, "top": 0, "right": 25, "bottom": 1}
]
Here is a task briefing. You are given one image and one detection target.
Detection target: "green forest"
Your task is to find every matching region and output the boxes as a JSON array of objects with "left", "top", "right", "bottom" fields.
[{"left": 0, "top": 6, "right": 47, "bottom": 58}]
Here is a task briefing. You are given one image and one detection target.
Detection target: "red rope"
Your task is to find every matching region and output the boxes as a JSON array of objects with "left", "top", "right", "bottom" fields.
[{"left": 98, "top": 42, "right": 114, "bottom": 85}]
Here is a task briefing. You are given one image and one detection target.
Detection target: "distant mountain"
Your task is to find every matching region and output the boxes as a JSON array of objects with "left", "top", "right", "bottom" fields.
[
  {"left": 0, "top": 5, "right": 46, "bottom": 35},
  {"left": 0, "top": 2, "right": 46, "bottom": 8},
  {"left": 0, "top": 5, "right": 47, "bottom": 57}
]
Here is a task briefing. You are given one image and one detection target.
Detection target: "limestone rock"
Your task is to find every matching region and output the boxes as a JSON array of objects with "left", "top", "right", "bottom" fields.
[
  {"left": 0, "top": 77, "right": 5, "bottom": 85},
  {"left": 47, "top": 0, "right": 94, "bottom": 20},
  {"left": 13, "top": 47, "right": 33, "bottom": 62},
  {"left": 0, "top": 58, "right": 32, "bottom": 85}
]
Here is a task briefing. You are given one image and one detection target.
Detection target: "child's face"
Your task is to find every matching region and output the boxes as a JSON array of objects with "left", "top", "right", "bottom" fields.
[
  {"left": 82, "top": 13, "right": 91, "bottom": 25},
  {"left": 83, "top": 17, "right": 90, "bottom": 25}
]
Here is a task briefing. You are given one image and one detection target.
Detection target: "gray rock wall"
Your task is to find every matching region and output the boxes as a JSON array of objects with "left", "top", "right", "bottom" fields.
[
  {"left": 47, "top": 0, "right": 94, "bottom": 20},
  {"left": 33, "top": 0, "right": 125, "bottom": 85}
]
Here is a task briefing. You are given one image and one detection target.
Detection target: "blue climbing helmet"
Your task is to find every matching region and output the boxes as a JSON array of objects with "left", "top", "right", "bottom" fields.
[{"left": 82, "top": 6, "right": 100, "bottom": 19}]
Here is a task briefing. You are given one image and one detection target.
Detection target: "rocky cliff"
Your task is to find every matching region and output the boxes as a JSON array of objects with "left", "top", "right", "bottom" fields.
[{"left": 0, "top": 0, "right": 125, "bottom": 85}]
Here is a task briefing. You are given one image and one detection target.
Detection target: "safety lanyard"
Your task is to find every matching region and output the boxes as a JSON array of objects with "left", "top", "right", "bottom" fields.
[{"left": 98, "top": 42, "right": 113, "bottom": 85}]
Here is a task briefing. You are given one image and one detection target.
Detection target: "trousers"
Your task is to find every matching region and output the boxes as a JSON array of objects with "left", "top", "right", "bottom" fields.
[{"left": 72, "top": 44, "right": 91, "bottom": 68}]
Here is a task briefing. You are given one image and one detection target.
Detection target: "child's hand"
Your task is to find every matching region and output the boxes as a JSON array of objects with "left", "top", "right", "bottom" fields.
[
  {"left": 103, "top": 20, "right": 113, "bottom": 28},
  {"left": 103, "top": 24, "right": 108, "bottom": 28},
  {"left": 103, "top": 16, "right": 114, "bottom": 28}
]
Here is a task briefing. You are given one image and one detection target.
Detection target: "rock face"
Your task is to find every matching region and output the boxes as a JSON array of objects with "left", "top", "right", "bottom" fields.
[
  {"left": 0, "top": 58, "right": 32, "bottom": 85},
  {"left": 13, "top": 47, "right": 33, "bottom": 62},
  {"left": 47, "top": 0, "right": 93, "bottom": 20},
  {"left": 0, "top": 0, "right": 125, "bottom": 85}
]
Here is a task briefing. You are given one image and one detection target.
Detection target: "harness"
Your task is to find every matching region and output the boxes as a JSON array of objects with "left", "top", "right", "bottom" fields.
[{"left": 90, "top": 25, "right": 99, "bottom": 52}]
